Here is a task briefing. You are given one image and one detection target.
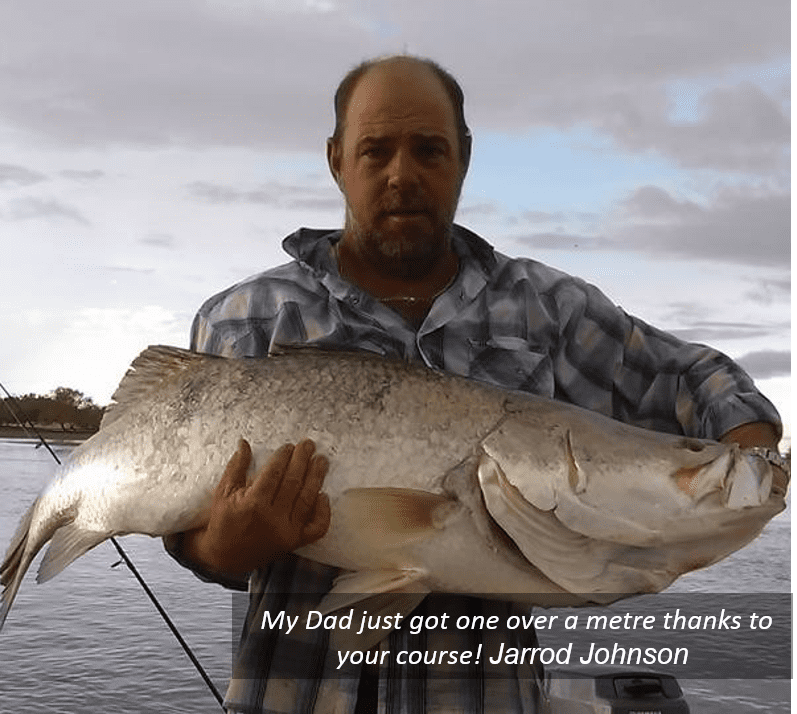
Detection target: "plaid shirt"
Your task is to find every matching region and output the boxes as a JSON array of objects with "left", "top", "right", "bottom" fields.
[{"left": 179, "top": 224, "right": 780, "bottom": 714}]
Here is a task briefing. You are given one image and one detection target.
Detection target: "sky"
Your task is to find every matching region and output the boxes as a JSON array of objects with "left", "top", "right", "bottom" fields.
[{"left": 0, "top": 0, "right": 790, "bottom": 444}]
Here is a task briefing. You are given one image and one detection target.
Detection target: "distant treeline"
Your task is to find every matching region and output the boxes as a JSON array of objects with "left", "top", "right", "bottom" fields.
[{"left": 0, "top": 387, "right": 105, "bottom": 432}]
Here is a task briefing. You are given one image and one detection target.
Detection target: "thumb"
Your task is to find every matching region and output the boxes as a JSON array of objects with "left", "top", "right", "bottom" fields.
[{"left": 217, "top": 437, "right": 252, "bottom": 498}]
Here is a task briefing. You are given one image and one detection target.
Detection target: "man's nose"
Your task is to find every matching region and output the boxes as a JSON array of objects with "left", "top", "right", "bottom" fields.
[{"left": 386, "top": 148, "right": 420, "bottom": 189}]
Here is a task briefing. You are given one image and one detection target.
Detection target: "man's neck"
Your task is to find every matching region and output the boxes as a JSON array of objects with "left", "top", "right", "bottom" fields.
[
  {"left": 336, "top": 234, "right": 459, "bottom": 328},
  {"left": 337, "top": 235, "right": 458, "bottom": 298}
]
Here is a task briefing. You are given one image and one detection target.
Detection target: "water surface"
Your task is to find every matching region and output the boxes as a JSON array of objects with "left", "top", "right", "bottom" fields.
[{"left": 0, "top": 439, "right": 790, "bottom": 712}]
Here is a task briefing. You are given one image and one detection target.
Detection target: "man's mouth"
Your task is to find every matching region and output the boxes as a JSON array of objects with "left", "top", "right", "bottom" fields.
[{"left": 385, "top": 209, "right": 427, "bottom": 216}]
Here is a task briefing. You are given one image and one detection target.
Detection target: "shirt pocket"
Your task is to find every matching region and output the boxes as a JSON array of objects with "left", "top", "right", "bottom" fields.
[{"left": 467, "top": 336, "right": 554, "bottom": 396}]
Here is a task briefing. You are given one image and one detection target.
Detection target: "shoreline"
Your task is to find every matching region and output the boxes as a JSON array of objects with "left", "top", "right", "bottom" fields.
[{"left": 0, "top": 425, "right": 96, "bottom": 442}]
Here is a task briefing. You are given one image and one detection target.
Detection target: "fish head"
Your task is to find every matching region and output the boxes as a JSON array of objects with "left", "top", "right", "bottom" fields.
[
  {"left": 478, "top": 403, "right": 781, "bottom": 548},
  {"left": 476, "top": 406, "right": 785, "bottom": 595}
]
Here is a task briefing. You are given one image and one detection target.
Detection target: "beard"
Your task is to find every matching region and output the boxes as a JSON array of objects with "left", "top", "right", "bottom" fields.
[{"left": 343, "top": 195, "right": 458, "bottom": 281}]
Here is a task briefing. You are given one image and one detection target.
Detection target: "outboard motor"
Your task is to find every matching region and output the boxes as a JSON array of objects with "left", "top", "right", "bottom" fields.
[{"left": 542, "top": 667, "right": 690, "bottom": 713}]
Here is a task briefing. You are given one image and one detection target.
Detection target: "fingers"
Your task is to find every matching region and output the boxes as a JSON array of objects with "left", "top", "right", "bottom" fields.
[
  {"left": 273, "top": 439, "right": 317, "bottom": 510},
  {"left": 301, "top": 492, "right": 331, "bottom": 544},
  {"left": 292, "top": 453, "right": 329, "bottom": 526},
  {"left": 252, "top": 442, "right": 295, "bottom": 503},
  {"left": 250, "top": 439, "right": 329, "bottom": 521},
  {"left": 217, "top": 438, "right": 252, "bottom": 498}
]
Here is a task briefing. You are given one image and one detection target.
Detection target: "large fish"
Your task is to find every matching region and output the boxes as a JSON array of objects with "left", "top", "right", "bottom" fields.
[{"left": 0, "top": 346, "right": 786, "bottom": 633}]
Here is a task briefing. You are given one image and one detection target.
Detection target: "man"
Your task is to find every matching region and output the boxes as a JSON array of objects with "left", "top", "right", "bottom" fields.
[{"left": 166, "top": 55, "right": 785, "bottom": 713}]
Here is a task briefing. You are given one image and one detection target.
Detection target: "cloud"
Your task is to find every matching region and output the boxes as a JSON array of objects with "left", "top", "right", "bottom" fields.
[
  {"left": 592, "top": 81, "right": 789, "bottom": 173},
  {"left": 457, "top": 202, "right": 500, "bottom": 218},
  {"left": 620, "top": 186, "right": 704, "bottom": 220},
  {"left": 3, "top": 197, "right": 91, "bottom": 224},
  {"left": 59, "top": 169, "right": 106, "bottom": 181},
  {"left": 187, "top": 180, "right": 341, "bottom": 211},
  {"left": 0, "top": 303, "right": 191, "bottom": 403},
  {"left": 188, "top": 182, "right": 262, "bottom": 204},
  {"left": 0, "top": 0, "right": 382, "bottom": 149},
  {"left": 0, "top": 0, "right": 787, "bottom": 177},
  {"left": 0, "top": 164, "right": 48, "bottom": 186},
  {"left": 140, "top": 233, "right": 177, "bottom": 248},
  {"left": 659, "top": 302, "right": 789, "bottom": 344},
  {"left": 503, "top": 208, "right": 602, "bottom": 236},
  {"left": 513, "top": 231, "right": 613, "bottom": 251},
  {"left": 744, "top": 276, "right": 790, "bottom": 305},
  {"left": 735, "top": 349, "right": 790, "bottom": 379},
  {"left": 406, "top": 2, "right": 788, "bottom": 173},
  {"left": 607, "top": 183, "right": 789, "bottom": 265},
  {"left": 502, "top": 182, "right": 789, "bottom": 267},
  {"left": 666, "top": 320, "right": 786, "bottom": 343},
  {"left": 521, "top": 210, "right": 567, "bottom": 223},
  {"left": 100, "top": 265, "right": 155, "bottom": 275},
  {"left": 290, "top": 195, "right": 344, "bottom": 212}
]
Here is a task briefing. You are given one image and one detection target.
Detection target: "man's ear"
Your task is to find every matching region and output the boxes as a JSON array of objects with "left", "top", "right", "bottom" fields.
[
  {"left": 326, "top": 137, "right": 342, "bottom": 190},
  {"left": 459, "top": 133, "right": 472, "bottom": 182}
]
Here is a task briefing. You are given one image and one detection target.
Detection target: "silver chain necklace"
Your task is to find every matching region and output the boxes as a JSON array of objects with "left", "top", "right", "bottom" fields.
[
  {"left": 335, "top": 242, "right": 458, "bottom": 305},
  {"left": 377, "top": 269, "right": 458, "bottom": 304}
]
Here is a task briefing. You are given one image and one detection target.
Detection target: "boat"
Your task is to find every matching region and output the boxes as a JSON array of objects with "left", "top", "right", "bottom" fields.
[{"left": 541, "top": 666, "right": 690, "bottom": 713}]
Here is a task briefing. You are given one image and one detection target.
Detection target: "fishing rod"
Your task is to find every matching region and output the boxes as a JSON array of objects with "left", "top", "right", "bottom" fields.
[{"left": 0, "top": 381, "right": 225, "bottom": 709}]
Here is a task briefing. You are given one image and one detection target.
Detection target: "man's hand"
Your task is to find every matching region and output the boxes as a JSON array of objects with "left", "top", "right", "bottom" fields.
[{"left": 183, "top": 438, "right": 331, "bottom": 577}]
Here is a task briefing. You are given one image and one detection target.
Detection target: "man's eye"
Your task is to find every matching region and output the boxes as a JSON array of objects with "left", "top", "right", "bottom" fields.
[
  {"left": 361, "top": 147, "right": 385, "bottom": 158},
  {"left": 419, "top": 145, "right": 444, "bottom": 158}
]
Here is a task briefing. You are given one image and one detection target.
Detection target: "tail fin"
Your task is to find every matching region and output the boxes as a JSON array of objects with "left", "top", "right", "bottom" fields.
[
  {"left": 1, "top": 496, "right": 111, "bottom": 632},
  {"left": 36, "top": 523, "right": 108, "bottom": 584},
  {"left": 0, "top": 498, "right": 41, "bottom": 631}
]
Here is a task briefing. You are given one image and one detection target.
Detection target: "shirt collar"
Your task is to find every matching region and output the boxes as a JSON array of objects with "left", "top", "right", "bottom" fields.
[
  {"left": 282, "top": 224, "right": 497, "bottom": 337},
  {"left": 282, "top": 223, "right": 496, "bottom": 283}
]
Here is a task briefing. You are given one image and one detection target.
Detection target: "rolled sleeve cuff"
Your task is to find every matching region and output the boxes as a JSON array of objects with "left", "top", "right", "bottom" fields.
[
  {"left": 163, "top": 532, "right": 249, "bottom": 592},
  {"left": 701, "top": 392, "right": 783, "bottom": 443}
]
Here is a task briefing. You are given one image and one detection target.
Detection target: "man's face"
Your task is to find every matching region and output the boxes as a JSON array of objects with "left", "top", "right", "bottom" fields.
[{"left": 328, "top": 61, "right": 467, "bottom": 278}]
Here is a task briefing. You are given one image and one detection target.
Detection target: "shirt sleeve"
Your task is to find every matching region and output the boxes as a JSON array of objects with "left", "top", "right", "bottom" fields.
[
  {"left": 549, "top": 275, "right": 781, "bottom": 441},
  {"left": 189, "top": 288, "right": 274, "bottom": 357},
  {"left": 163, "top": 532, "right": 249, "bottom": 591}
]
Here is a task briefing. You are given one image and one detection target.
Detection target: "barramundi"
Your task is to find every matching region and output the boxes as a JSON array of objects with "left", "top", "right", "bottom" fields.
[{"left": 0, "top": 346, "right": 786, "bottom": 632}]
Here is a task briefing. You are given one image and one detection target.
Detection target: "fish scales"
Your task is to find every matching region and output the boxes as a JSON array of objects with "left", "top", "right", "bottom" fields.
[{"left": 0, "top": 345, "right": 786, "bottom": 635}]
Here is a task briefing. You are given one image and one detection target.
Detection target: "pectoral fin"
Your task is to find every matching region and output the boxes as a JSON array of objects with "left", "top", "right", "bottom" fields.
[{"left": 337, "top": 488, "right": 458, "bottom": 549}]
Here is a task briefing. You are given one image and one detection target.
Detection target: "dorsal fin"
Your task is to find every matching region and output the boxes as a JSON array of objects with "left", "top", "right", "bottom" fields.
[{"left": 101, "top": 346, "right": 213, "bottom": 428}]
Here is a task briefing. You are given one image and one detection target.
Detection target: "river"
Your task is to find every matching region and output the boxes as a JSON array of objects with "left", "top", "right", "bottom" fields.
[{"left": 0, "top": 438, "right": 790, "bottom": 712}]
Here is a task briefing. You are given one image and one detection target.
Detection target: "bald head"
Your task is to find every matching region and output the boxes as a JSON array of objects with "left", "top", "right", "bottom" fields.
[{"left": 330, "top": 55, "right": 471, "bottom": 173}]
